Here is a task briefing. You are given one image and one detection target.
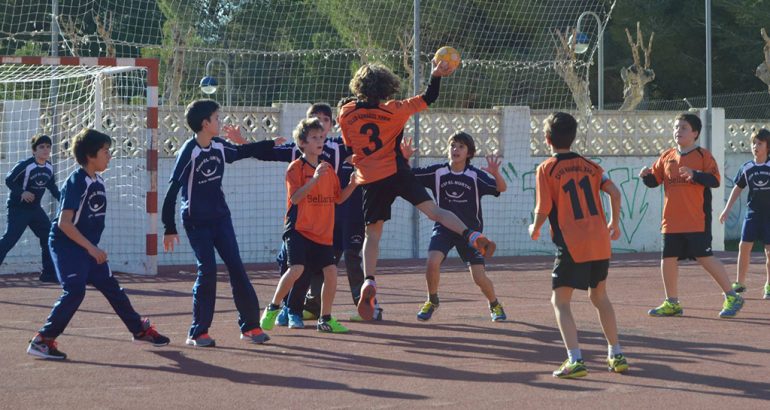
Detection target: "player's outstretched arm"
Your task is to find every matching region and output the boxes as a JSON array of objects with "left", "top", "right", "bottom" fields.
[
  {"left": 482, "top": 155, "right": 507, "bottom": 193},
  {"left": 337, "top": 172, "right": 360, "bottom": 204},
  {"left": 47, "top": 173, "right": 61, "bottom": 202},
  {"left": 529, "top": 213, "right": 548, "bottom": 241}
]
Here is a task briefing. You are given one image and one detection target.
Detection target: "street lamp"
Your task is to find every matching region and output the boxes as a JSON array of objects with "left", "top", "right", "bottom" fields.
[
  {"left": 199, "top": 58, "right": 231, "bottom": 106},
  {"left": 574, "top": 11, "right": 605, "bottom": 110}
]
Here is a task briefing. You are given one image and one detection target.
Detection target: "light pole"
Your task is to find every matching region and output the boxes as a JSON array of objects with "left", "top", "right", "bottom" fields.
[
  {"left": 199, "top": 58, "right": 231, "bottom": 106},
  {"left": 574, "top": 11, "right": 605, "bottom": 110}
]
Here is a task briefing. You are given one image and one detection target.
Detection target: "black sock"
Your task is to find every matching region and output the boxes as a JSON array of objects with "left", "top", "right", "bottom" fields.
[
  {"left": 365, "top": 275, "right": 375, "bottom": 282},
  {"left": 268, "top": 303, "right": 280, "bottom": 311},
  {"left": 489, "top": 299, "right": 499, "bottom": 308},
  {"left": 429, "top": 293, "right": 440, "bottom": 305},
  {"left": 462, "top": 229, "right": 471, "bottom": 241},
  {"left": 321, "top": 314, "right": 332, "bottom": 322}
]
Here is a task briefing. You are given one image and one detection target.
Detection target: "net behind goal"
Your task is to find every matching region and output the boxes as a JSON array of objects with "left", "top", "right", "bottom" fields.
[{"left": 0, "top": 56, "right": 159, "bottom": 275}]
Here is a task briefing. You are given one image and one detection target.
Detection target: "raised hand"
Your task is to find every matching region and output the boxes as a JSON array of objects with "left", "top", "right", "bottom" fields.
[
  {"left": 430, "top": 58, "right": 455, "bottom": 77},
  {"left": 314, "top": 162, "right": 331, "bottom": 179},
  {"left": 639, "top": 166, "right": 652, "bottom": 178},
  {"left": 222, "top": 125, "right": 248, "bottom": 144},
  {"left": 482, "top": 155, "right": 502, "bottom": 175},
  {"left": 401, "top": 136, "right": 416, "bottom": 160},
  {"left": 163, "top": 234, "right": 180, "bottom": 253}
]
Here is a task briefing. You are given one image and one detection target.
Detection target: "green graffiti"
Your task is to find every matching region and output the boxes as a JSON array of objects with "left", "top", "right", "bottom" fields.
[{"left": 605, "top": 167, "right": 650, "bottom": 244}]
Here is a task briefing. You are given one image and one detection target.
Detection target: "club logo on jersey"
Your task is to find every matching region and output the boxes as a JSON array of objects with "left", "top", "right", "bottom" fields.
[
  {"left": 87, "top": 189, "right": 106, "bottom": 214},
  {"left": 754, "top": 178, "right": 769, "bottom": 187},
  {"left": 445, "top": 190, "right": 465, "bottom": 200},
  {"left": 195, "top": 155, "right": 223, "bottom": 182}
]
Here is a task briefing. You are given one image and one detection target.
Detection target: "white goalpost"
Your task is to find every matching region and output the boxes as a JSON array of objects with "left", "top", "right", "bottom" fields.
[{"left": 0, "top": 56, "right": 159, "bottom": 275}]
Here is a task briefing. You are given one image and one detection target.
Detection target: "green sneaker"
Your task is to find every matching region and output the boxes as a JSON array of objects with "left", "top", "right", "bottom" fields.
[
  {"left": 731, "top": 282, "right": 746, "bottom": 293},
  {"left": 317, "top": 317, "right": 349, "bottom": 333},
  {"left": 416, "top": 301, "right": 437, "bottom": 321},
  {"left": 719, "top": 293, "right": 744, "bottom": 318},
  {"left": 648, "top": 300, "right": 683, "bottom": 317},
  {"left": 607, "top": 354, "right": 629, "bottom": 373},
  {"left": 490, "top": 303, "right": 507, "bottom": 321},
  {"left": 260, "top": 307, "right": 280, "bottom": 330},
  {"left": 553, "top": 359, "right": 588, "bottom": 379},
  {"left": 764, "top": 283, "right": 770, "bottom": 300}
]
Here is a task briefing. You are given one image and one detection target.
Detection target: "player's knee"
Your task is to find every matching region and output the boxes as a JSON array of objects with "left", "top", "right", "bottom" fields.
[{"left": 61, "top": 284, "right": 86, "bottom": 302}]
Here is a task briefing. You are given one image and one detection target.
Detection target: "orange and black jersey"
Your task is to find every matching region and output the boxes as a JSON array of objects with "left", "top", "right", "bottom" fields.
[
  {"left": 339, "top": 76, "right": 441, "bottom": 184},
  {"left": 535, "top": 153, "right": 611, "bottom": 263},
  {"left": 643, "top": 147, "right": 720, "bottom": 234},
  {"left": 284, "top": 158, "right": 340, "bottom": 246}
]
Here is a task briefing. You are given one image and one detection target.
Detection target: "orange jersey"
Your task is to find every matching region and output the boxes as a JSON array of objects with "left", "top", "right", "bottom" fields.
[
  {"left": 284, "top": 158, "right": 340, "bottom": 245},
  {"left": 339, "top": 96, "right": 428, "bottom": 184},
  {"left": 535, "top": 153, "right": 611, "bottom": 263},
  {"left": 648, "top": 147, "right": 720, "bottom": 233}
]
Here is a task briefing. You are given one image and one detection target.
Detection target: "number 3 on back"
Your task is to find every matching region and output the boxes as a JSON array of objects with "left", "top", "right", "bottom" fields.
[{"left": 361, "top": 123, "right": 382, "bottom": 155}]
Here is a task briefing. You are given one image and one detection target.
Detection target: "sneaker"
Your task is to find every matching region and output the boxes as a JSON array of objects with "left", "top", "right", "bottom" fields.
[
  {"left": 764, "top": 283, "right": 770, "bottom": 300},
  {"left": 648, "top": 300, "right": 683, "bottom": 317},
  {"left": 607, "top": 354, "right": 629, "bottom": 373},
  {"left": 719, "top": 293, "right": 744, "bottom": 318},
  {"left": 288, "top": 312, "right": 305, "bottom": 329},
  {"left": 302, "top": 310, "right": 318, "bottom": 321},
  {"left": 416, "top": 301, "right": 437, "bottom": 321},
  {"left": 553, "top": 359, "right": 588, "bottom": 379},
  {"left": 351, "top": 307, "right": 383, "bottom": 322},
  {"left": 260, "top": 307, "right": 281, "bottom": 330},
  {"left": 276, "top": 306, "right": 289, "bottom": 327},
  {"left": 357, "top": 279, "right": 377, "bottom": 321},
  {"left": 241, "top": 328, "right": 271, "bottom": 344},
  {"left": 490, "top": 304, "right": 507, "bottom": 321},
  {"left": 186, "top": 333, "right": 216, "bottom": 347},
  {"left": 468, "top": 231, "right": 496, "bottom": 257},
  {"left": 26, "top": 334, "right": 67, "bottom": 360},
  {"left": 317, "top": 317, "right": 349, "bottom": 333},
  {"left": 132, "top": 318, "right": 170, "bottom": 346},
  {"left": 731, "top": 282, "right": 746, "bottom": 293}
]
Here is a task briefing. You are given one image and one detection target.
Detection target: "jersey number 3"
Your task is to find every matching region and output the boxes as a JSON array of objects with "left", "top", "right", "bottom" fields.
[
  {"left": 562, "top": 176, "right": 598, "bottom": 220},
  {"left": 360, "top": 123, "right": 383, "bottom": 155}
]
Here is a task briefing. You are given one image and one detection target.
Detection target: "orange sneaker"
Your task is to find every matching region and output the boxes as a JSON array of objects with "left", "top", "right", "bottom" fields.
[{"left": 241, "top": 327, "right": 271, "bottom": 344}]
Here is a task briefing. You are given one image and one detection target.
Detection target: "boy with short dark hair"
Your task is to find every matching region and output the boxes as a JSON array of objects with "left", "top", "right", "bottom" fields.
[
  {"left": 529, "top": 112, "right": 628, "bottom": 378},
  {"left": 0, "top": 134, "right": 60, "bottom": 282},
  {"left": 162, "top": 99, "right": 282, "bottom": 347},
  {"left": 26, "top": 128, "right": 169, "bottom": 360},
  {"left": 260, "top": 118, "right": 359, "bottom": 333},
  {"left": 641, "top": 113, "right": 744, "bottom": 318},
  {"left": 409, "top": 131, "right": 508, "bottom": 322},
  {"left": 720, "top": 128, "right": 770, "bottom": 299},
  {"left": 339, "top": 60, "right": 496, "bottom": 321}
]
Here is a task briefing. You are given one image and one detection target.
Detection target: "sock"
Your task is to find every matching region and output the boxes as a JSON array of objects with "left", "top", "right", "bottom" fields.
[
  {"left": 489, "top": 299, "right": 500, "bottom": 308},
  {"left": 608, "top": 344, "right": 623, "bottom": 358},
  {"left": 666, "top": 297, "right": 679, "bottom": 304},
  {"left": 321, "top": 314, "right": 332, "bottom": 322},
  {"left": 268, "top": 303, "right": 280, "bottom": 311},
  {"left": 365, "top": 275, "right": 375, "bottom": 282},
  {"left": 464, "top": 230, "right": 482, "bottom": 246},
  {"left": 725, "top": 290, "right": 737, "bottom": 298},
  {"left": 567, "top": 348, "right": 582, "bottom": 363},
  {"left": 429, "top": 293, "right": 440, "bottom": 305}
]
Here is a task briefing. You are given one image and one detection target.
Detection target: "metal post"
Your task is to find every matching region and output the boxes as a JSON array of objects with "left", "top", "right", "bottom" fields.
[
  {"left": 49, "top": 0, "right": 60, "bottom": 216},
  {"left": 205, "top": 58, "right": 231, "bottom": 107},
  {"left": 705, "top": 0, "right": 712, "bottom": 150},
  {"left": 411, "top": 0, "right": 421, "bottom": 259},
  {"left": 577, "top": 11, "right": 604, "bottom": 110}
]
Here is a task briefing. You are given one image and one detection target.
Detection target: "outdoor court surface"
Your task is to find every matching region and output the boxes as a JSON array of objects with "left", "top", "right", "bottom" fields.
[{"left": 1, "top": 252, "right": 769, "bottom": 409}]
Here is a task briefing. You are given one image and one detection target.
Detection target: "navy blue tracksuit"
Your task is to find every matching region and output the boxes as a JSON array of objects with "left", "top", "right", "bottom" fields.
[
  {"left": 0, "top": 157, "right": 60, "bottom": 277},
  {"left": 162, "top": 136, "right": 275, "bottom": 338}
]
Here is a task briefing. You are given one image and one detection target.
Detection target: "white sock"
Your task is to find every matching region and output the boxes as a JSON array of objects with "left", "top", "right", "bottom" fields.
[
  {"left": 608, "top": 344, "right": 622, "bottom": 358},
  {"left": 567, "top": 348, "right": 582, "bottom": 363}
]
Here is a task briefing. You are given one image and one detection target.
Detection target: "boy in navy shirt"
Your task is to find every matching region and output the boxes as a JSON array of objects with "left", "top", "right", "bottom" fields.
[
  {"left": 409, "top": 132, "right": 508, "bottom": 321},
  {"left": 0, "top": 134, "right": 60, "bottom": 282},
  {"left": 162, "top": 99, "right": 282, "bottom": 347},
  {"left": 26, "top": 129, "right": 169, "bottom": 360},
  {"left": 720, "top": 128, "right": 770, "bottom": 298}
]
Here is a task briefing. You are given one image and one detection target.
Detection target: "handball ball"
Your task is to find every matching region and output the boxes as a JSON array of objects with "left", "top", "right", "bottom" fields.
[{"left": 434, "top": 46, "right": 461, "bottom": 71}]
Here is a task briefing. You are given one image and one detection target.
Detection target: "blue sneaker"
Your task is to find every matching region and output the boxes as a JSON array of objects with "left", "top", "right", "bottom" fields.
[
  {"left": 288, "top": 312, "right": 305, "bottom": 329},
  {"left": 276, "top": 306, "right": 289, "bottom": 327},
  {"left": 719, "top": 294, "right": 744, "bottom": 318},
  {"left": 490, "top": 303, "right": 507, "bottom": 321},
  {"left": 416, "top": 301, "right": 437, "bottom": 321}
]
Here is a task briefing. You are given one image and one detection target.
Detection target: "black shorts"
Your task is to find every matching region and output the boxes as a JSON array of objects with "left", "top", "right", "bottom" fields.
[
  {"left": 362, "top": 169, "right": 432, "bottom": 224},
  {"left": 662, "top": 232, "right": 713, "bottom": 260},
  {"left": 429, "top": 229, "right": 484, "bottom": 266},
  {"left": 283, "top": 230, "right": 335, "bottom": 273},
  {"left": 552, "top": 245, "right": 609, "bottom": 290},
  {"left": 741, "top": 213, "right": 770, "bottom": 243}
]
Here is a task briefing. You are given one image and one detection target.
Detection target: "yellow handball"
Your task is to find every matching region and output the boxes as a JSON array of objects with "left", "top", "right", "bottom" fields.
[{"left": 434, "top": 46, "right": 461, "bottom": 71}]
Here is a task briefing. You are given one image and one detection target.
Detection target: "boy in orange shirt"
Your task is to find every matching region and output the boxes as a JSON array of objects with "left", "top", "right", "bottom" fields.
[
  {"left": 260, "top": 118, "right": 359, "bottom": 333},
  {"left": 529, "top": 112, "right": 627, "bottom": 378},
  {"left": 339, "top": 60, "right": 496, "bottom": 321},
  {"left": 641, "top": 113, "right": 744, "bottom": 318}
]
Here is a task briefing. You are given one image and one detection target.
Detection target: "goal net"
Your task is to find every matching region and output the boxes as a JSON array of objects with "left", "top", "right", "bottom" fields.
[{"left": 0, "top": 57, "right": 157, "bottom": 275}]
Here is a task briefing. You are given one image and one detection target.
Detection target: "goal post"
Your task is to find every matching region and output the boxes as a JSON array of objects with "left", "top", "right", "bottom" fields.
[{"left": 0, "top": 56, "right": 159, "bottom": 275}]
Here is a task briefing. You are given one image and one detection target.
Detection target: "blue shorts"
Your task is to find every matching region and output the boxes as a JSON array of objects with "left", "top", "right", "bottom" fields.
[
  {"left": 284, "top": 230, "right": 335, "bottom": 273},
  {"left": 428, "top": 229, "right": 484, "bottom": 266},
  {"left": 741, "top": 213, "right": 770, "bottom": 243}
]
